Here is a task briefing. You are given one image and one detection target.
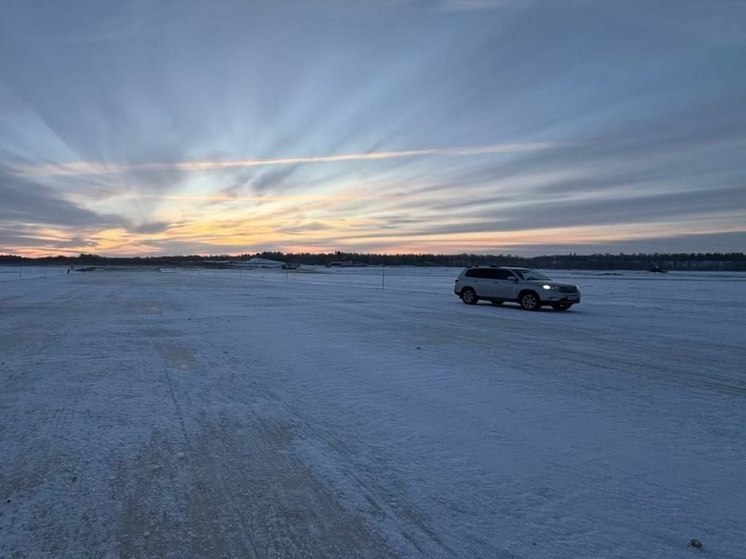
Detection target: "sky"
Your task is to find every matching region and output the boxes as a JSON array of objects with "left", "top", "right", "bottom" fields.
[{"left": 1, "top": 0, "right": 745, "bottom": 257}]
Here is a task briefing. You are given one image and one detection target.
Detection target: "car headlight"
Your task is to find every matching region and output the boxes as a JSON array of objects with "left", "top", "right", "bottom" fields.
[{"left": 542, "top": 284, "right": 552, "bottom": 290}]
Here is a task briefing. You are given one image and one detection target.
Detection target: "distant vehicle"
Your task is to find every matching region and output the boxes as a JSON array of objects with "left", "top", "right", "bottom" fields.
[
  {"left": 453, "top": 266, "right": 581, "bottom": 311},
  {"left": 649, "top": 265, "right": 668, "bottom": 273}
]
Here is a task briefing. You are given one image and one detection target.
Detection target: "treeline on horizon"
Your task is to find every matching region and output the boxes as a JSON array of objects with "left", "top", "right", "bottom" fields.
[{"left": 1, "top": 251, "right": 745, "bottom": 271}]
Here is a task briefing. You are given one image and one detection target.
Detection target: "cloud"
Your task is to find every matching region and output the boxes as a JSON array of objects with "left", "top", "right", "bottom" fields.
[
  {"left": 604, "top": 0, "right": 746, "bottom": 46},
  {"left": 13, "top": 143, "right": 553, "bottom": 177},
  {"left": 250, "top": 165, "right": 301, "bottom": 194},
  {"left": 424, "top": 187, "right": 746, "bottom": 237},
  {"left": 595, "top": 231, "right": 746, "bottom": 254},
  {"left": 31, "top": 20, "right": 187, "bottom": 46},
  {"left": 130, "top": 222, "right": 173, "bottom": 235},
  {"left": 0, "top": 169, "right": 125, "bottom": 228},
  {"left": 50, "top": 237, "right": 99, "bottom": 249},
  {"left": 437, "top": 0, "right": 521, "bottom": 12},
  {"left": 276, "top": 221, "right": 333, "bottom": 235},
  {"left": 0, "top": 225, "right": 99, "bottom": 254},
  {"left": 460, "top": 230, "right": 746, "bottom": 256}
]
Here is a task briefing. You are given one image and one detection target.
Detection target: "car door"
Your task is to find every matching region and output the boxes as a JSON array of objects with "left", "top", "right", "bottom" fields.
[
  {"left": 491, "top": 269, "right": 520, "bottom": 300},
  {"left": 465, "top": 268, "right": 492, "bottom": 297},
  {"left": 476, "top": 269, "right": 501, "bottom": 298},
  {"left": 472, "top": 269, "right": 508, "bottom": 299}
]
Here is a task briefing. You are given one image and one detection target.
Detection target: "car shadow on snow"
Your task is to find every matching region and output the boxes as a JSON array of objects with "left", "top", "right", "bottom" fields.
[{"left": 460, "top": 301, "right": 585, "bottom": 314}]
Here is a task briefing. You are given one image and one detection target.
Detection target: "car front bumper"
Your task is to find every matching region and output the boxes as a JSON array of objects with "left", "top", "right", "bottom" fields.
[{"left": 544, "top": 293, "right": 581, "bottom": 303}]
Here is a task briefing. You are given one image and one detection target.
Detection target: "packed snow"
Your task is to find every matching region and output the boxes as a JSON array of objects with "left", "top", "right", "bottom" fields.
[{"left": 1, "top": 266, "right": 744, "bottom": 558}]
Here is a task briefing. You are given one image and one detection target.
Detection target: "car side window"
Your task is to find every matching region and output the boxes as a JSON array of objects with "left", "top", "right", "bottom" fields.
[
  {"left": 466, "top": 269, "right": 501, "bottom": 279},
  {"left": 465, "top": 269, "right": 514, "bottom": 279}
]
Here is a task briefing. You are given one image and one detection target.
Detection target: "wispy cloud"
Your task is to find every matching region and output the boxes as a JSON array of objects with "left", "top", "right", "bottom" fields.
[
  {"left": 30, "top": 21, "right": 182, "bottom": 45},
  {"left": 14, "top": 143, "right": 552, "bottom": 177},
  {"left": 0, "top": 169, "right": 125, "bottom": 228},
  {"left": 437, "top": 0, "right": 522, "bottom": 12},
  {"left": 130, "top": 221, "right": 173, "bottom": 235}
]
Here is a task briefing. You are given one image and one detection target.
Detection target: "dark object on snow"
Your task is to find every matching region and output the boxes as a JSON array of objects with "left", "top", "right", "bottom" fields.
[
  {"left": 690, "top": 538, "right": 703, "bottom": 549},
  {"left": 649, "top": 265, "right": 668, "bottom": 273}
]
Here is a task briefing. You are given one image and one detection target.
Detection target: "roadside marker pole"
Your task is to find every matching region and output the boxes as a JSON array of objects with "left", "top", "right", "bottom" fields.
[{"left": 381, "top": 265, "right": 385, "bottom": 291}]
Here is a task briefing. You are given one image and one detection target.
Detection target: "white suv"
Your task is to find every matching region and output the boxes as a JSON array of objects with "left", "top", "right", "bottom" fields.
[{"left": 453, "top": 267, "right": 581, "bottom": 311}]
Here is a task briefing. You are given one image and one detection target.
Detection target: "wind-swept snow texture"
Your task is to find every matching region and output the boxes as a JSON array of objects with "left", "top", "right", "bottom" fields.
[{"left": 1, "top": 267, "right": 744, "bottom": 558}]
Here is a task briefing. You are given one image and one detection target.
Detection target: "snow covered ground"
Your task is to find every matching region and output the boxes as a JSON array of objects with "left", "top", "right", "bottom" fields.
[
  {"left": 0, "top": 265, "right": 68, "bottom": 282},
  {"left": 1, "top": 266, "right": 744, "bottom": 558}
]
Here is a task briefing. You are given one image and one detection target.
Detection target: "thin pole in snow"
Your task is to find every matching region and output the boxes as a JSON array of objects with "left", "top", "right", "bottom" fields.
[{"left": 381, "top": 265, "right": 385, "bottom": 291}]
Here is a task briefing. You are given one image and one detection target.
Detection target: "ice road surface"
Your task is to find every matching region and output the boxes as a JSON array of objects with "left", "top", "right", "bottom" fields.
[{"left": 1, "top": 266, "right": 744, "bottom": 558}]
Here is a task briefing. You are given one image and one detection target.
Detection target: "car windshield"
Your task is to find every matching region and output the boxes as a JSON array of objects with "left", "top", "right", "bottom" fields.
[{"left": 513, "top": 269, "right": 551, "bottom": 281}]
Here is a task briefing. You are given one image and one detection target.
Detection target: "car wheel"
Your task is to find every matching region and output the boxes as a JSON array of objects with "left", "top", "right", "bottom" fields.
[
  {"left": 461, "top": 288, "right": 478, "bottom": 305},
  {"left": 551, "top": 302, "right": 572, "bottom": 311},
  {"left": 491, "top": 301, "right": 504, "bottom": 306},
  {"left": 519, "top": 291, "right": 541, "bottom": 311}
]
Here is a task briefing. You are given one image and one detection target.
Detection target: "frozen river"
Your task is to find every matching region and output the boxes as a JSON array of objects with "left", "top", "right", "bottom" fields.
[{"left": 1, "top": 267, "right": 744, "bottom": 558}]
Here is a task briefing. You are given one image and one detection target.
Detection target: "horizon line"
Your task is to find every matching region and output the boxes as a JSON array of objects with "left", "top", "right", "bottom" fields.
[{"left": 2, "top": 250, "right": 744, "bottom": 260}]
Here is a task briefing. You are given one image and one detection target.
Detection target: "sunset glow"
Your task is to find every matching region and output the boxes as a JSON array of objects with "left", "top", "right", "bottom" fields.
[{"left": 2, "top": 1, "right": 745, "bottom": 257}]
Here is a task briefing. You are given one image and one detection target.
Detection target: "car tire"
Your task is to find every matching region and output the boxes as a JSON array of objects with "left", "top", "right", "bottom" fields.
[
  {"left": 491, "top": 301, "right": 504, "bottom": 306},
  {"left": 461, "top": 288, "right": 478, "bottom": 305},
  {"left": 519, "top": 291, "right": 541, "bottom": 311},
  {"left": 551, "top": 302, "right": 573, "bottom": 311}
]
